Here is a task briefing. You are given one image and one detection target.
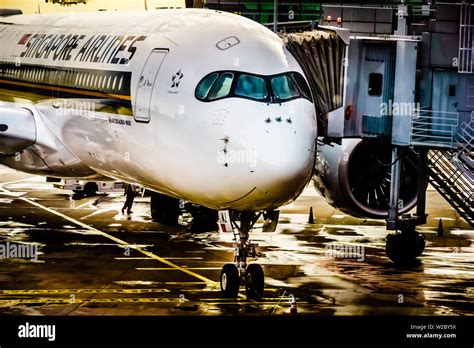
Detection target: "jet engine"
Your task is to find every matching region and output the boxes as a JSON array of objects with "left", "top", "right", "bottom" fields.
[{"left": 312, "top": 139, "right": 418, "bottom": 219}]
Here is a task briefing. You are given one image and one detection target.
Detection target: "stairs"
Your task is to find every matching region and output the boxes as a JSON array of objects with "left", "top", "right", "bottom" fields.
[{"left": 426, "top": 118, "right": 474, "bottom": 226}]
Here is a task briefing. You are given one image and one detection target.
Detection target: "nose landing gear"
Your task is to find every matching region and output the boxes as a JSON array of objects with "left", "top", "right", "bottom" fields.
[{"left": 219, "top": 211, "right": 266, "bottom": 298}]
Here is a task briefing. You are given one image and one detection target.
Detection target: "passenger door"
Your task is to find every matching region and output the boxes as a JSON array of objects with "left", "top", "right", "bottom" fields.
[{"left": 134, "top": 49, "right": 168, "bottom": 123}]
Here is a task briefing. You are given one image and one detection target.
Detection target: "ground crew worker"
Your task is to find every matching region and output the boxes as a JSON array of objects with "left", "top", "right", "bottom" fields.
[{"left": 122, "top": 184, "right": 136, "bottom": 215}]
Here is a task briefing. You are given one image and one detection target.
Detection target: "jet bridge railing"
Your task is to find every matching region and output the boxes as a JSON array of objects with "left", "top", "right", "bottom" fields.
[{"left": 410, "top": 109, "right": 459, "bottom": 149}]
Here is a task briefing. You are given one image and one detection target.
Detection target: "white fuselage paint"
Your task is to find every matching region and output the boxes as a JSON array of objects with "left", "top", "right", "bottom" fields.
[{"left": 0, "top": 9, "right": 317, "bottom": 211}]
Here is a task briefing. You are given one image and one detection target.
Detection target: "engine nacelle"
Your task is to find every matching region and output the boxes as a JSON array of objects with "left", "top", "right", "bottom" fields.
[{"left": 313, "top": 139, "right": 417, "bottom": 219}]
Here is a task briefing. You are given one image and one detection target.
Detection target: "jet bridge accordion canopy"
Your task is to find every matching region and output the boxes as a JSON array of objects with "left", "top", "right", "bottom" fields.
[{"left": 280, "top": 28, "right": 348, "bottom": 137}]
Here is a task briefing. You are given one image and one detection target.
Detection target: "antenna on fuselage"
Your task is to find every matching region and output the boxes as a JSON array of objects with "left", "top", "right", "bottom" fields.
[
  {"left": 144, "top": 0, "right": 148, "bottom": 11},
  {"left": 37, "top": 2, "right": 41, "bottom": 14}
]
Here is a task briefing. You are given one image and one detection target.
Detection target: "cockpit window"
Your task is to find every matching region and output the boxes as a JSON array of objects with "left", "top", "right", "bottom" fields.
[
  {"left": 195, "top": 71, "right": 312, "bottom": 103},
  {"left": 291, "top": 73, "right": 312, "bottom": 101},
  {"left": 196, "top": 73, "right": 218, "bottom": 99},
  {"left": 208, "top": 72, "right": 234, "bottom": 100},
  {"left": 271, "top": 74, "right": 300, "bottom": 101},
  {"left": 235, "top": 74, "right": 268, "bottom": 100}
]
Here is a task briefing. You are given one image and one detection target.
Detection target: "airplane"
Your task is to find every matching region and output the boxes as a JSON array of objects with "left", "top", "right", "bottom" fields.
[{"left": 0, "top": 8, "right": 317, "bottom": 298}]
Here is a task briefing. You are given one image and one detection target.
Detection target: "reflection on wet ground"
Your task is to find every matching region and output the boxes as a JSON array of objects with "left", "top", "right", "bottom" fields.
[{"left": 0, "top": 170, "right": 472, "bottom": 316}]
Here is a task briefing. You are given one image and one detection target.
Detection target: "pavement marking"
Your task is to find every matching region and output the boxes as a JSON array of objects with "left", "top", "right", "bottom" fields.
[
  {"left": 164, "top": 257, "right": 204, "bottom": 260},
  {"left": 0, "top": 298, "right": 178, "bottom": 304},
  {"left": 0, "top": 185, "right": 218, "bottom": 286},
  {"left": 0, "top": 289, "right": 170, "bottom": 294},
  {"left": 0, "top": 297, "right": 302, "bottom": 305},
  {"left": 164, "top": 282, "right": 209, "bottom": 285},
  {"left": 115, "top": 257, "right": 153, "bottom": 260},
  {"left": 114, "top": 257, "right": 204, "bottom": 261},
  {"left": 136, "top": 267, "right": 221, "bottom": 271},
  {"left": 75, "top": 199, "right": 98, "bottom": 209}
]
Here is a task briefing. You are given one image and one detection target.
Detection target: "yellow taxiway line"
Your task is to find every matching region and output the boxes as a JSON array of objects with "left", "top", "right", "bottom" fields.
[{"left": 0, "top": 184, "right": 218, "bottom": 286}]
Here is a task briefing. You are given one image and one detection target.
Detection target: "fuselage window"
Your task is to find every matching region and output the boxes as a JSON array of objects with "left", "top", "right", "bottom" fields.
[
  {"left": 66, "top": 71, "right": 71, "bottom": 86},
  {"left": 85, "top": 74, "right": 91, "bottom": 88},
  {"left": 92, "top": 74, "right": 98, "bottom": 90},
  {"left": 196, "top": 72, "right": 218, "bottom": 99},
  {"left": 74, "top": 71, "right": 79, "bottom": 87},
  {"left": 118, "top": 76, "right": 123, "bottom": 91},
  {"left": 208, "top": 72, "right": 234, "bottom": 100},
  {"left": 235, "top": 74, "right": 268, "bottom": 101},
  {"left": 98, "top": 75, "right": 102, "bottom": 90},
  {"left": 112, "top": 75, "right": 117, "bottom": 91}
]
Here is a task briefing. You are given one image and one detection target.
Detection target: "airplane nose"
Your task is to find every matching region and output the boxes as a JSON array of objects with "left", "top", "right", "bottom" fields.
[
  {"left": 255, "top": 127, "right": 315, "bottom": 191},
  {"left": 221, "top": 123, "right": 316, "bottom": 210}
]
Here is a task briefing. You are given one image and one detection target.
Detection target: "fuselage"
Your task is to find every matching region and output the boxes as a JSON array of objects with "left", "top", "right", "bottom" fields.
[{"left": 0, "top": 9, "right": 317, "bottom": 211}]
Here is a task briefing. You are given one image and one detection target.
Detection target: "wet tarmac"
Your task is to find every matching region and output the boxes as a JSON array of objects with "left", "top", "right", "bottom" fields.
[{"left": 0, "top": 166, "right": 472, "bottom": 316}]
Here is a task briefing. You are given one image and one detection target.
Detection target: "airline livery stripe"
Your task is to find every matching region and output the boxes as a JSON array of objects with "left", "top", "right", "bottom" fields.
[
  {"left": 0, "top": 61, "right": 132, "bottom": 102},
  {"left": 0, "top": 79, "right": 131, "bottom": 101}
]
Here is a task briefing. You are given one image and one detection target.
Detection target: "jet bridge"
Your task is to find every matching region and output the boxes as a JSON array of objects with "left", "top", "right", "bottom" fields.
[
  {"left": 281, "top": 2, "right": 473, "bottom": 265},
  {"left": 280, "top": 27, "right": 349, "bottom": 138}
]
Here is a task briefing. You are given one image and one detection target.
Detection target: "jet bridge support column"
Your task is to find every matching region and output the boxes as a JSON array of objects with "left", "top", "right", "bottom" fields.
[
  {"left": 415, "top": 148, "right": 429, "bottom": 225},
  {"left": 387, "top": 146, "right": 401, "bottom": 230},
  {"left": 385, "top": 146, "right": 426, "bottom": 264}
]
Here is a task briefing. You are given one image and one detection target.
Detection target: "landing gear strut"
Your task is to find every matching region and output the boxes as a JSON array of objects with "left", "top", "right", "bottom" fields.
[
  {"left": 220, "top": 211, "right": 265, "bottom": 298},
  {"left": 385, "top": 147, "right": 428, "bottom": 265}
]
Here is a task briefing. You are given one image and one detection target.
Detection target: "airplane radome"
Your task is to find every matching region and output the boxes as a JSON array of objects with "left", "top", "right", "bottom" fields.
[{"left": 0, "top": 9, "right": 317, "bottom": 298}]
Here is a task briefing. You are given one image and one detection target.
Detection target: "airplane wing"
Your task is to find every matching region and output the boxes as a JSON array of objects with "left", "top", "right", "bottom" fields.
[{"left": 0, "top": 106, "right": 36, "bottom": 156}]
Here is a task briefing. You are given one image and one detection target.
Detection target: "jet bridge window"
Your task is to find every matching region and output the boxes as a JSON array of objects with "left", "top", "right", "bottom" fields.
[{"left": 368, "top": 73, "right": 383, "bottom": 97}]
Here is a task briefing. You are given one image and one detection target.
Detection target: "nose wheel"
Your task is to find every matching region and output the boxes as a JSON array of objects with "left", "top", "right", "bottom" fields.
[
  {"left": 220, "top": 264, "right": 240, "bottom": 298},
  {"left": 245, "top": 263, "right": 264, "bottom": 298},
  {"left": 219, "top": 211, "right": 267, "bottom": 298},
  {"left": 220, "top": 263, "right": 265, "bottom": 298}
]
